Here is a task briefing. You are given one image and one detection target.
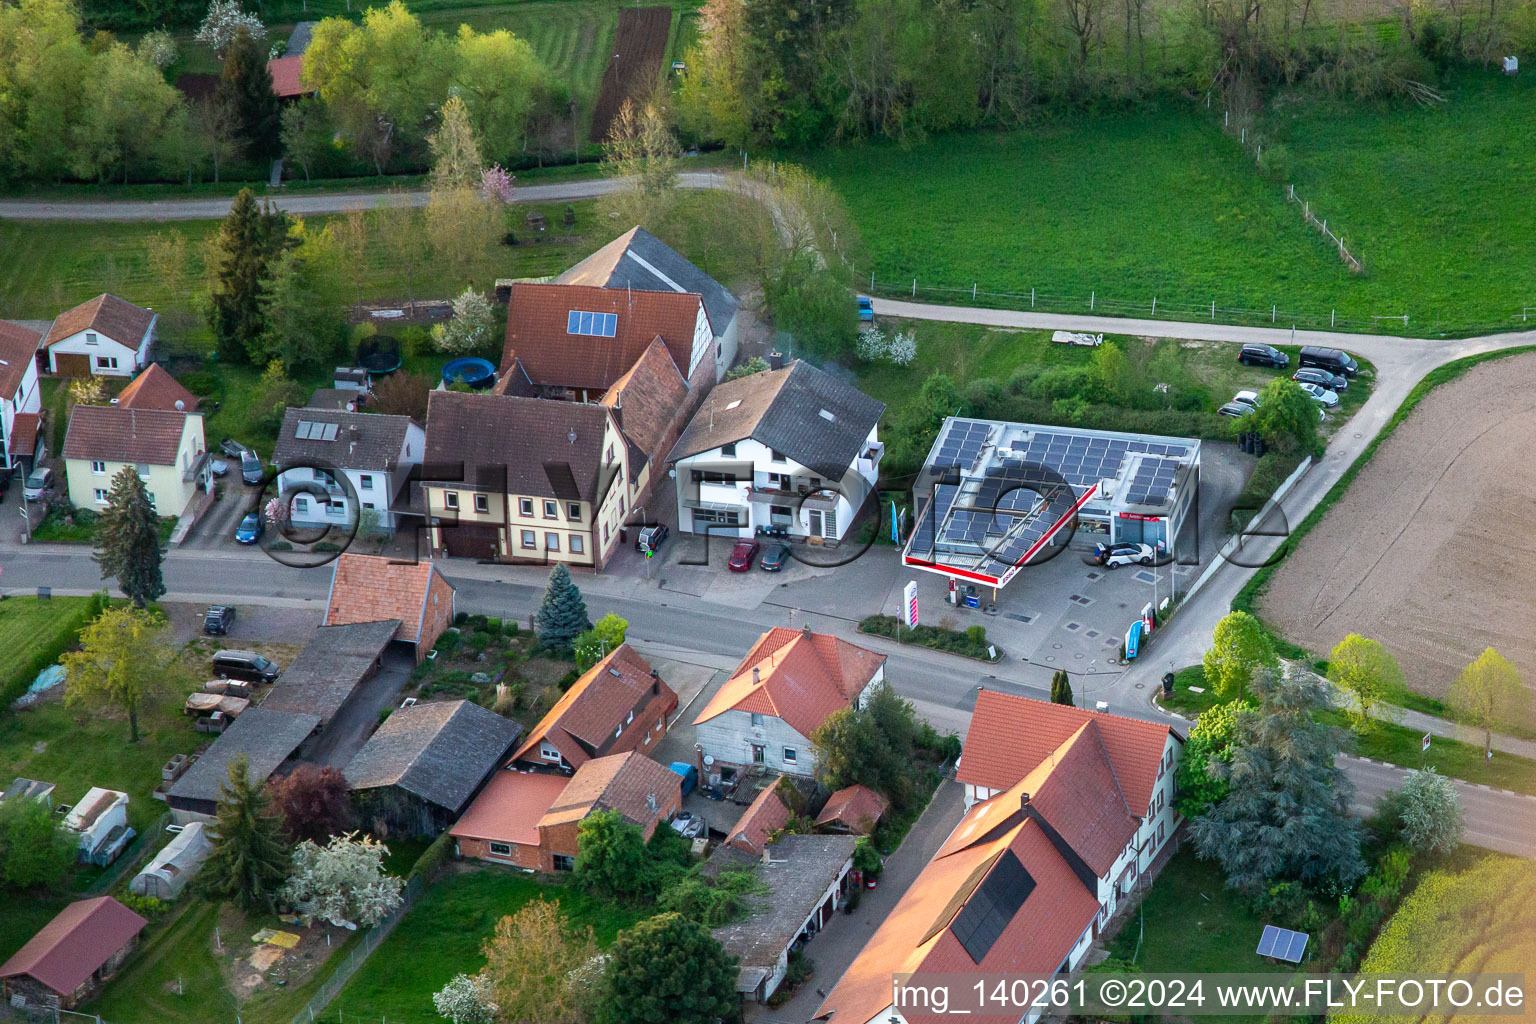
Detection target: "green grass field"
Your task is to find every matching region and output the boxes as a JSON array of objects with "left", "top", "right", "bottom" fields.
[
  {"left": 0, "top": 597, "right": 93, "bottom": 691},
  {"left": 325, "top": 867, "right": 648, "bottom": 1022},
  {"left": 813, "top": 73, "right": 1536, "bottom": 334}
]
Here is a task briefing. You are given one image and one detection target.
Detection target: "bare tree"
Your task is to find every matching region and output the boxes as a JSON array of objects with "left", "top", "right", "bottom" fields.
[{"left": 190, "top": 95, "right": 239, "bottom": 184}]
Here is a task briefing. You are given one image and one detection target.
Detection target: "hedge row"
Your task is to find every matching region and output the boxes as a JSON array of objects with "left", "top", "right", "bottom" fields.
[{"left": 859, "top": 614, "right": 1000, "bottom": 661}]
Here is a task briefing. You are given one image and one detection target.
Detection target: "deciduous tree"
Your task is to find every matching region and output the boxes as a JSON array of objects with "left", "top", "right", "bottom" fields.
[
  {"left": 481, "top": 898, "right": 599, "bottom": 1024},
  {"left": 428, "top": 94, "right": 482, "bottom": 190},
  {"left": 431, "top": 288, "right": 496, "bottom": 353},
  {"left": 574, "top": 809, "right": 656, "bottom": 900},
  {"left": 535, "top": 564, "right": 591, "bottom": 656},
  {"left": 96, "top": 468, "right": 166, "bottom": 610},
  {"left": 268, "top": 764, "right": 354, "bottom": 843},
  {"left": 433, "top": 973, "right": 499, "bottom": 1024},
  {"left": 1190, "top": 668, "right": 1365, "bottom": 891},
  {"left": 1202, "top": 611, "right": 1276, "bottom": 700},
  {"left": 594, "top": 913, "right": 737, "bottom": 1024},
  {"left": 1248, "top": 378, "right": 1323, "bottom": 456},
  {"left": 194, "top": 0, "right": 265, "bottom": 58},
  {"left": 278, "top": 832, "right": 404, "bottom": 928},
  {"left": 369, "top": 370, "right": 434, "bottom": 421},
  {"left": 279, "top": 98, "right": 331, "bottom": 184},
  {"left": 1448, "top": 648, "right": 1531, "bottom": 759},
  {"left": 599, "top": 99, "right": 680, "bottom": 229},
  {"left": 1174, "top": 698, "right": 1250, "bottom": 817},
  {"left": 200, "top": 754, "right": 291, "bottom": 911},
  {"left": 574, "top": 613, "right": 628, "bottom": 670},
  {"left": 1328, "top": 634, "right": 1406, "bottom": 734},
  {"left": 1397, "top": 767, "right": 1463, "bottom": 856},
  {"left": 254, "top": 220, "right": 347, "bottom": 368},
  {"left": 61, "top": 605, "right": 174, "bottom": 743}
]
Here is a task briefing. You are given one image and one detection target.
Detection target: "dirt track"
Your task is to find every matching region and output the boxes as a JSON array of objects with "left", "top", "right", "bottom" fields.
[
  {"left": 589, "top": 6, "right": 671, "bottom": 142},
  {"left": 1261, "top": 352, "right": 1536, "bottom": 700}
]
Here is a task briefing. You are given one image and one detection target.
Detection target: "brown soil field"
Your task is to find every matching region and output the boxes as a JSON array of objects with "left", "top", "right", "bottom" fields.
[
  {"left": 1260, "top": 352, "right": 1536, "bottom": 703},
  {"left": 590, "top": 6, "right": 672, "bottom": 142}
]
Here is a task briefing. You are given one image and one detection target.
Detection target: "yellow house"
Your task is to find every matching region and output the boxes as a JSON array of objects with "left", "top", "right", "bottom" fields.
[
  {"left": 421, "top": 391, "right": 634, "bottom": 568},
  {"left": 62, "top": 405, "right": 210, "bottom": 517}
]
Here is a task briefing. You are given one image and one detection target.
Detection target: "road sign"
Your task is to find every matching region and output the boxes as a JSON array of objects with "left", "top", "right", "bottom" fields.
[
  {"left": 903, "top": 580, "right": 919, "bottom": 628},
  {"left": 1422, "top": 732, "right": 1431, "bottom": 753}
]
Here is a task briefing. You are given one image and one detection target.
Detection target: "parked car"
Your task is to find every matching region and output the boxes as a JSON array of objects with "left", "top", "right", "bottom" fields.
[
  {"left": 727, "top": 539, "right": 760, "bottom": 572},
  {"left": 1297, "top": 381, "right": 1340, "bottom": 408},
  {"left": 1095, "top": 542, "right": 1155, "bottom": 569},
  {"left": 209, "top": 458, "right": 230, "bottom": 477},
  {"left": 1291, "top": 367, "right": 1347, "bottom": 392},
  {"left": 239, "top": 450, "right": 263, "bottom": 485},
  {"left": 668, "top": 761, "right": 699, "bottom": 796},
  {"left": 759, "top": 542, "right": 791, "bottom": 572},
  {"left": 22, "top": 467, "right": 51, "bottom": 500},
  {"left": 635, "top": 524, "right": 669, "bottom": 554},
  {"left": 856, "top": 295, "right": 875, "bottom": 322},
  {"left": 234, "top": 512, "right": 262, "bottom": 544},
  {"left": 212, "top": 649, "right": 280, "bottom": 684},
  {"left": 1238, "top": 343, "right": 1288, "bottom": 368},
  {"left": 1299, "top": 345, "right": 1359, "bottom": 378},
  {"left": 203, "top": 605, "right": 237, "bottom": 636},
  {"left": 1232, "top": 390, "right": 1261, "bottom": 411},
  {"left": 1218, "top": 402, "right": 1252, "bottom": 418},
  {"left": 219, "top": 438, "right": 250, "bottom": 458}
]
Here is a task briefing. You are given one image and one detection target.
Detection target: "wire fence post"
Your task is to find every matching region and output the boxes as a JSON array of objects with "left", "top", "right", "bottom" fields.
[
  {"left": 1272, "top": 305, "right": 1276, "bottom": 323},
  {"left": 911, "top": 278, "right": 916, "bottom": 297},
  {"left": 1151, "top": 297, "right": 1156, "bottom": 316},
  {"left": 972, "top": 283, "right": 977, "bottom": 299},
  {"left": 1211, "top": 301, "right": 1216, "bottom": 320},
  {"left": 1030, "top": 288, "right": 1035, "bottom": 308},
  {"left": 1332, "top": 309, "right": 1336, "bottom": 327},
  {"left": 1090, "top": 291, "right": 1095, "bottom": 311},
  {"left": 870, "top": 270, "right": 875, "bottom": 289}
]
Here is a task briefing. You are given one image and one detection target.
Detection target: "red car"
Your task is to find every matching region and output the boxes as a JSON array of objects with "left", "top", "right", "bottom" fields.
[{"left": 727, "top": 539, "right": 760, "bottom": 572}]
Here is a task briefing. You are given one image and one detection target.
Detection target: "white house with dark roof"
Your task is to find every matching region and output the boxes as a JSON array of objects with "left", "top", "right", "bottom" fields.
[
  {"left": 44, "top": 294, "right": 156, "bottom": 378},
  {"left": 555, "top": 226, "right": 742, "bottom": 380},
  {"left": 272, "top": 406, "right": 424, "bottom": 531},
  {"left": 667, "top": 360, "right": 885, "bottom": 542}
]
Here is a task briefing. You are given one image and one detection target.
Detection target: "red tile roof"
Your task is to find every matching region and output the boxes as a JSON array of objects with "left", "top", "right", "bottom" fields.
[
  {"left": 44, "top": 294, "right": 155, "bottom": 348},
  {"left": 115, "top": 364, "right": 198, "bottom": 412},
  {"left": 958, "top": 690, "right": 1176, "bottom": 815},
  {"left": 503, "top": 283, "right": 701, "bottom": 391},
  {"left": 8, "top": 413, "right": 40, "bottom": 458},
  {"left": 509, "top": 644, "right": 677, "bottom": 767},
  {"left": 0, "top": 320, "right": 40, "bottom": 401},
  {"left": 0, "top": 897, "right": 147, "bottom": 997},
  {"left": 325, "top": 554, "right": 454, "bottom": 644},
  {"left": 693, "top": 628, "right": 886, "bottom": 739},
  {"left": 448, "top": 769, "right": 569, "bottom": 846},
  {"left": 815, "top": 783, "right": 889, "bottom": 834},
  {"left": 62, "top": 405, "right": 191, "bottom": 466},
  {"left": 268, "top": 56, "right": 307, "bottom": 97},
  {"left": 599, "top": 336, "right": 689, "bottom": 464},
  {"left": 539, "top": 750, "right": 680, "bottom": 829},
  {"left": 726, "top": 784, "right": 791, "bottom": 854}
]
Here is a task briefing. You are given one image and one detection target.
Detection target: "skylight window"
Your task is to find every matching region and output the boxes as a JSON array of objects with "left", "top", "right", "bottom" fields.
[
  {"left": 818, "top": 408, "right": 836, "bottom": 422},
  {"left": 725, "top": 399, "right": 742, "bottom": 411},
  {"left": 567, "top": 310, "right": 618, "bottom": 337}
]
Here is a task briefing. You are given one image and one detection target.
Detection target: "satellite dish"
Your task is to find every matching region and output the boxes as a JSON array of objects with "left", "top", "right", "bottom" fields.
[
  {"left": 174, "top": 399, "right": 185, "bottom": 411},
  {"left": 703, "top": 755, "right": 715, "bottom": 766}
]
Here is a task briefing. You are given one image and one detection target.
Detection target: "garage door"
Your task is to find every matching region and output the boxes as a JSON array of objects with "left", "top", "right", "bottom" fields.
[
  {"left": 53, "top": 352, "right": 91, "bottom": 377},
  {"left": 443, "top": 522, "right": 500, "bottom": 561}
]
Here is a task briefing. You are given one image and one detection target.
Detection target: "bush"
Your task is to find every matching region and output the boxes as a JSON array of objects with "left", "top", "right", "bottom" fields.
[
  {"left": 178, "top": 370, "right": 219, "bottom": 397},
  {"left": 964, "top": 624, "right": 987, "bottom": 645},
  {"left": 117, "top": 893, "right": 168, "bottom": 917},
  {"left": 400, "top": 325, "right": 433, "bottom": 358},
  {"left": 859, "top": 615, "right": 998, "bottom": 660}
]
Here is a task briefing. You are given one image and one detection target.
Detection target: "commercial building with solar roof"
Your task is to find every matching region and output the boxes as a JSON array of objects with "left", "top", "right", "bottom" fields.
[{"left": 903, "top": 417, "right": 1201, "bottom": 588}]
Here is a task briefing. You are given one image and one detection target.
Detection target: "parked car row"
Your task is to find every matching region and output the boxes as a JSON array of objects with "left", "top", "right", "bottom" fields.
[
  {"left": 1226, "top": 344, "right": 1357, "bottom": 420},
  {"left": 726, "top": 538, "right": 794, "bottom": 573}
]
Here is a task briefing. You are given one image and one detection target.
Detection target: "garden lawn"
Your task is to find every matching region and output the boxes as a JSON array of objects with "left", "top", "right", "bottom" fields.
[
  {"left": 325, "top": 867, "right": 649, "bottom": 1022},
  {"left": 0, "top": 596, "right": 94, "bottom": 694},
  {"left": 813, "top": 75, "right": 1536, "bottom": 334}
]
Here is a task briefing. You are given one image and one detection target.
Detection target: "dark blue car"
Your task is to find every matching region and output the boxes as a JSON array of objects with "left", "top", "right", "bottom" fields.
[{"left": 234, "top": 512, "right": 262, "bottom": 545}]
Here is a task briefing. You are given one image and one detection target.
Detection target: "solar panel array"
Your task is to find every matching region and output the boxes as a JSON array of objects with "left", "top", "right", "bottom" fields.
[
  {"left": 566, "top": 310, "right": 618, "bottom": 337},
  {"left": 951, "top": 851, "right": 1036, "bottom": 963},
  {"left": 905, "top": 420, "right": 1195, "bottom": 581},
  {"left": 1256, "top": 925, "right": 1309, "bottom": 963}
]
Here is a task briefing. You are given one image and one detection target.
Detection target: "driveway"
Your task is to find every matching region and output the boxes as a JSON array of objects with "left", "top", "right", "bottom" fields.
[{"left": 305, "top": 646, "right": 417, "bottom": 770}]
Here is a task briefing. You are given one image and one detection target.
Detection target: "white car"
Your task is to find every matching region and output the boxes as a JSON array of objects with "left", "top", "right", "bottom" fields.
[
  {"left": 1096, "top": 542, "right": 1155, "bottom": 569},
  {"left": 1232, "top": 390, "right": 1261, "bottom": 410},
  {"left": 1298, "top": 382, "right": 1339, "bottom": 408}
]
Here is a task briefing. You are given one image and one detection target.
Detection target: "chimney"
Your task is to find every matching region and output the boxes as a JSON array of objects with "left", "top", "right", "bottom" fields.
[
  {"left": 1020, "top": 791, "right": 1031, "bottom": 811},
  {"left": 802, "top": 623, "right": 812, "bottom": 637},
  {"left": 768, "top": 350, "right": 784, "bottom": 370},
  {"left": 752, "top": 667, "right": 760, "bottom": 685}
]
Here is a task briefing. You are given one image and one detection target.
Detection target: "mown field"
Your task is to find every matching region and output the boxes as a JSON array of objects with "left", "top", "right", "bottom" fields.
[{"left": 813, "top": 71, "right": 1536, "bottom": 335}]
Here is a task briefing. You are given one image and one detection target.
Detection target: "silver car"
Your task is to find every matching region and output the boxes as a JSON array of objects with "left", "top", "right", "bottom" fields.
[
  {"left": 1298, "top": 382, "right": 1339, "bottom": 408},
  {"left": 22, "top": 467, "right": 52, "bottom": 500}
]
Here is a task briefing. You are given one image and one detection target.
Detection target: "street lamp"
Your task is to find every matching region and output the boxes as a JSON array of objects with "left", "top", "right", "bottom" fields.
[{"left": 18, "top": 503, "right": 30, "bottom": 544}]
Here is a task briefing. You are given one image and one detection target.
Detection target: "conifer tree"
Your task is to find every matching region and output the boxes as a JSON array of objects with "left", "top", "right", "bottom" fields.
[
  {"left": 201, "top": 754, "right": 291, "bottom": 912},
  {"left": 535, "top": 564, "right": 591, "bottom": 656},
  {"left": 96, "top": 466, "right": 164, "bottom": 608},
  {"left": 209, "top": 188, "right": 287, "bottom": 361},
  {"left": 216, "top": 27, "right": 280, "bottom": 161},
  {"left": 1050, "top": 669, "right": 1074, "bottom": 706}
]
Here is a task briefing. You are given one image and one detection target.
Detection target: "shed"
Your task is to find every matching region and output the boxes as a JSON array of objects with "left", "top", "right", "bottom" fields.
[
  {"left": 259, "top": 620, "right": 399, "bottom": 728},
  {"left": 815, "top": 784, "right": 889, "bottom": 835},
  {"left": 345, "top": 700, "right": 523, "bottom": 837},
  {"left": 164, "top": 707, "right": 320, "bottom": 821},
  {"left": 0, "top": 897, "right": 147, "bottom": 1010},
  {"left": 129, "top": 822, "right": 212, "bottom": 900}
]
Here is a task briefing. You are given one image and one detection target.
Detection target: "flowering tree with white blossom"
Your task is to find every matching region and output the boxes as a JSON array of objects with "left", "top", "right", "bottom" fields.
[
  {"left": 433, "top": 973, "right": 499, "bottom": 1024},
  {"left": 277, "top": 832, "right": 403, "bottom": 929},
  {"left": 195, "top": 0, "right": 266, "bottom": 57}
]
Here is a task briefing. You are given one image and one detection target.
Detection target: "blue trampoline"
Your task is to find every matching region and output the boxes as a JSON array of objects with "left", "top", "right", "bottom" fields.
[{"left": 441, "top": 357, "right": 497, "bottom": 390}]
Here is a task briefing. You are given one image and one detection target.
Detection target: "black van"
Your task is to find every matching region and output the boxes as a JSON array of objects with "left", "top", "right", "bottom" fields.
[
  {"left": 1238, "top": 343, "right": 1288, "bottom": 368},
  {"left": 212, "top": 649, "right": 280, "bottom": 684},
  {"left": 1299, "top": 345, "right": 1359, "bottom": 377}
]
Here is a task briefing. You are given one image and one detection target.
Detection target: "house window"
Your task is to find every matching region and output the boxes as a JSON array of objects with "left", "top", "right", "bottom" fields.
[
  {"left": 721, "top": 442, "right": 736, "bottom": 457},
  {"left": 544, "top": 499, "right": 557, "bottom": 518},
  {"left": 619, "top": 495, "right": 626, "bottom": 515},
  {"left": 626, "top": 710, "right": 634, "bottom": 725},
  {"left": 327, "top": 502, "right": 345, "bottom": 518},
  {"left": 85, "top": 332, "right": 98, "bottom": 346},
  {"left": 358, "top": 474, "right": 374, "bottom": 490},
  {"left": 783, "top": 747, "right": 797, "bottom": 764},
  {"left": 693, "top": 508, "right": 741, "bottom": 526},
  {"left": 603, "top": 523, "right": 610, "bottom": 542},
  {"left": 553, "top": 854, "right": 574, "bottom": 872},
  {"left": 567, "top": 502, "right": 581, "bottom": 520},
  {"left": 363, "top": 502, "right": 376, "bottom": 510},
  {"left": 1157, "top": 821, "right": 1166, "bottom": 844},
  {"left": 444, "top": 491, "right": 459, "bottom": 511},
  {"left": 521, "top": 530, "right": 536, "bottom": 549},
  {"left": 97, "top": 356, "right": 118, "bottom": 370},
  {"left": 520, "top": 498, "right": 534, "bottom": 517},
  {"left": 489, "top": 842, "right": 512, "bottom": 856},
  {"left": 606, "top": 443, "right": 615, "bottom": 463},
  {"left": 91, "top": 461, "right": 106, "bottom": 475},
  {"left": 93, "top": 488, "right": 107, "bottom": 504},
  {"left": 474, "top": 494, "right": 489, "bottom": 514},
  {"left": 657, "top": 716, "right": 664, "bottom": 731},
  {"left": 295, "top": 497, "right": 310, "bottom": 513},
  {"left": 770, "top": 448, "right": 786, "bottom": 463},
  {"left": 750, "top": 712, "right": 763, "bottom": 727},
  {"left": 545, "top": 532, "right": 560, "bottom": 551},
  {"left": 614, "top": 725, "right": 622, "bottom": 739},
  {"left": 570, "top": 535, "right": 584, "bottom": 554},
  {"left": 540, "top": 742, "right": 561, "bottom": 761}
]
